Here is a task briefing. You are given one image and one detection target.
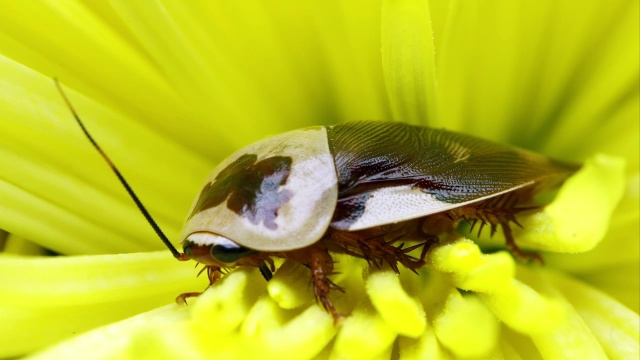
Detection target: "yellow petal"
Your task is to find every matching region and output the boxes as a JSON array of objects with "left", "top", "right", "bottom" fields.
[
  {"left": 27, "top": 305, "right": 190, "bottom": 360},
  {"left": 0, "top": 58, "right": 209, "bottom": 253},
  {"left": 480, "top": 277, "right": 565, "bottom": 335},
  {"left": 267, "top": 260, "right": 314, "bottom": 309},
  {"left": 332, "top": 303, "right": 397, "bottom": 359},
  {"left": 1, "top": 233, "right": 49, "bottom": 256},
  {"left": 548, "top": 270, "right": 640, "bottom": 359},
  {"left": 454, "top": 251, "right": 516, "bottom": 294},
  {"left": 432, "top": 290, "right": 500, "bottom": 358},
  {"left": 381, "top": 0, "right": 439, "bottom": 124},
  {"left": 241, "top": 298, "right": 336, "bottom": 359},
  {"left": 428, "top": 238, "right": 483, "bottom": 273},
  {"left": 0, "top": 251, "right": 205, "bottom": 357},
  {"left": 428, "top": 239, "right": 517, "bottom": 294},
  {"left": 398, "top": 326, "right": 447, "bottom": 360},
  {"left": 366, "top": 270, "right": 427, "bottom": 337},
  {"left": 516, "top": 154, "right": 626, "bottom": 252},
  {"left": 530, "top": 302, "right": 608, "bottom": 359},
  {"left": 190, "top": 268, "right": 266, "bottom": 334}
]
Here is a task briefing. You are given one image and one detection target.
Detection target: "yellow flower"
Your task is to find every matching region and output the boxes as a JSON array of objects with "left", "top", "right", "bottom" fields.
[{"left": 0, "top": 0, "right": 637, "bottom": 359}]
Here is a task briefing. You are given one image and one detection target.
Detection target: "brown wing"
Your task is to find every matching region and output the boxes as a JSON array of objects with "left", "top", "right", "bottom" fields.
[{"left": 327, "top": 121, "right": 578, "bottom": 229}]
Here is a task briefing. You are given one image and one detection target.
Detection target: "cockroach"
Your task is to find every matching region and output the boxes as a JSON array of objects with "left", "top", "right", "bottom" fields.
[{"left": 56, "top": 80, "right": 578, "bottom": 320}]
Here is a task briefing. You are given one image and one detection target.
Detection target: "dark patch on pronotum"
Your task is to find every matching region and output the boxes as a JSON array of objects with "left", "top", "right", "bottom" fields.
[{"left": 189, "top": 154, "right": 293, "bottom": 230}]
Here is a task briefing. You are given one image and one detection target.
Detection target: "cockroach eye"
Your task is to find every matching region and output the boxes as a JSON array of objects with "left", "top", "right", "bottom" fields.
[
  {"left": 211, "top": 244, "right": 256, "bottom": 264},
  {"left": 183, "top": 233, "right": 257, "bottom": 265}
]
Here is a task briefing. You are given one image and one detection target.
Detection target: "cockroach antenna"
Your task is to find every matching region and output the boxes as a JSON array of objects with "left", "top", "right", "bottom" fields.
[{"left": 54, "top": 79, "right": 188, "bottom": 261}]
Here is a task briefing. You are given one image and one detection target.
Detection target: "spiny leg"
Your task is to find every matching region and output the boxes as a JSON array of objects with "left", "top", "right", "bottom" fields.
[
  {"left": 286, "top": 245, "right": 345, "bottom": 322},
  {"left": 450, "top": 192, "right": 543, "bottom": 263},
  {"left": 311, "top": 247, "right": 346, "bottom": 322},
  {"left": 361, "top": 237, "right": 434, "bottom": 273},
  {"left": 502, "top": 220, "right": 543, "bottom": 264},
  {"left": 176, "top": 265, "right": 223, "bottom": 304},
  {"left": 487, "top": 197, "right": 543, "bottom": 264},
  {"left": 328, "top": 226, "right": 436, "bottom": 274}
]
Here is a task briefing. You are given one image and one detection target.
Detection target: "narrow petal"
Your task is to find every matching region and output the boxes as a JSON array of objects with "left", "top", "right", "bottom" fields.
[
  {"left": 27, "top": 305, "right": 191, "bottom": 360},
  {"left": 435, "top": 0, "right": 638, "bottom": 162},
  {"left": 382, "top": 0, "right": 439, "bottom": 124},
  {"left": 539, "top": 0, "right": 639, "bottom": 168},
  {"left": 0, "top": 59, "right": 209, "bottom": 253},
  {"left": 0, "top": 251, "right": 206, "bottom": 357},
  {"left": 548, "top": 270, "right": 640, "bottom": 359}
]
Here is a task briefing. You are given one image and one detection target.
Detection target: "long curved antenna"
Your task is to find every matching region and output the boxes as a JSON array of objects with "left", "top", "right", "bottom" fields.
[{"left": 54, "top": 79, "right": 186, "bottom": 260}]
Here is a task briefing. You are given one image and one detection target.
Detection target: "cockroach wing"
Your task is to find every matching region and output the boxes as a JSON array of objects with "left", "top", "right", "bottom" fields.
[
  {"left": 180, "top": 127, "right": 338, "bottom": 251},
  {"left": 328, "top": 121, "right": 578, "bottom": 231}
]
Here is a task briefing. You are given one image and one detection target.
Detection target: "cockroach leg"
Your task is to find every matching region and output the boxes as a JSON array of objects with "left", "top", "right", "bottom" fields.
[
  {"left": 259, "top": 261, "right": 273, "bottom": 281},
  {"left": 311, "top": 249, "right": 345, "bottom": 322},
  {"left": 288, "top": 245, "right": 345, "bottom": 323},
  {"left": 176, "top": 292, "right": 203, "bottom": 305},
  {"left": 205, "top": 265, "right": 224, "bottom": 284},
  {"left": 175, "top": 265, "right": 223, "bottom": 305},
  {"left": 327, "top": 224, "right": 436, "bottom": 274},
  {"left": 502, "top": 221, "right": 543, "bottom": 264},
  {"left": 449, "top": 192, "right": 544, "bottom": 264}
]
